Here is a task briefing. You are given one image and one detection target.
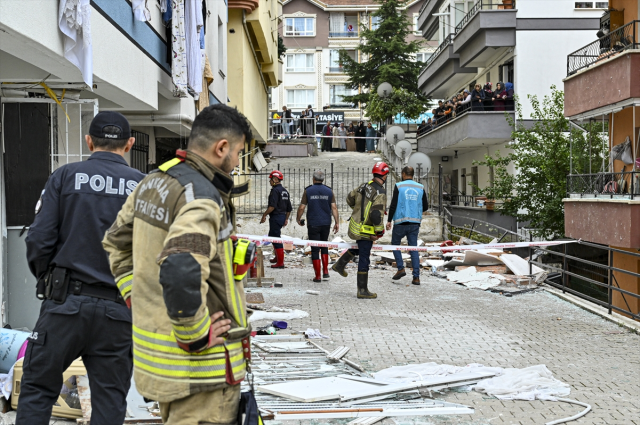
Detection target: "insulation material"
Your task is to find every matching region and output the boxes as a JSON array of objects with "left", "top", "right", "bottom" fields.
[
  {"left": 373, "top": 363, "right": 503, "bottom": 384},
  {"left": 446, "top": 267, "right": 504, "bottom": 290},
  {"left": 500, "top": 254, "right": 543, "bottom": 275},
  {"left": 473, "top": 365, "right": 570, "bottom": 401},
  {"left": 249, "top": 308, "right": 309, "bottom": 323}
]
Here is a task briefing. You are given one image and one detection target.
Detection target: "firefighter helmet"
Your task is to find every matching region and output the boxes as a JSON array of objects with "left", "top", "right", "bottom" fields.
[
  {"left": 372, "top": 162, "right": 390, "bottom": 176},
  {"left": 269, "top": 170, "right": 284, "bottom": 180}
]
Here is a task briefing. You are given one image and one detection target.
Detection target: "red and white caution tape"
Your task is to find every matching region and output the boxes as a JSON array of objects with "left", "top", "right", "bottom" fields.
[{"left": 235, "top": 234, "right": 575, "bottom": 253}]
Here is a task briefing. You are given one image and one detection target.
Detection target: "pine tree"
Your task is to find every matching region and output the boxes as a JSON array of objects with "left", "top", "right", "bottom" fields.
[{"left": 339, "top": 0, "right": 428, "bottom": 119}]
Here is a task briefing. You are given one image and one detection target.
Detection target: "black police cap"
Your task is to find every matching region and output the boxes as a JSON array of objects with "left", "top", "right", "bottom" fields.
[{"left": 89, "top": 111, "right": 131, "bottom": 139}]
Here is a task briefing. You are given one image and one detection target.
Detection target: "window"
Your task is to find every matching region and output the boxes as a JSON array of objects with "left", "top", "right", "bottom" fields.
[
  {"left": 575, "top": 1, "right": 608, "bottom": 8},
  {"left": 371, "top": 16, "right": 381, "bottom": 30},
  {"left": 329, "top": 85, "right": 356, "bottom": 106},
  {"left": 286, "top": 53, "right": 314, "bottom": 72},
  {"left": 416, "top": 52, "right": 432, "bottom": 62},
  {"left": 413, "top": 14, "right": 420, "bottom": 34},
  {"left": 286, "top": 89, "right": 315, "bottom": 108},
  {"left": 329, "top": 49, "right": 356, "bottom": 72},
  {"left": 454, "top": 0, "right": 477, "bottom": 27},
  {"left": 284, "top": 17, "right": 315, "bottom": 36},
  {"left": 217, "top": 17, "right": 224, "bottom": 74}
]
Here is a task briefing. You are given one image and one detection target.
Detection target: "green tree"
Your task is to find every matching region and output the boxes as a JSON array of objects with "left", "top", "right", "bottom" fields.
[
  {"left": 338, "top": 0, "right": 428, "bottom": 120},
  {"left": 366, "top": 88, "right": 425, "bottom": 123},
  {"left": 472, "top": 86, "right": 607, "bottom": 239}
]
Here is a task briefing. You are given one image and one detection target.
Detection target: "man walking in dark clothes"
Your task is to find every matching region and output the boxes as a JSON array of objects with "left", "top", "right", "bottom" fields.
[
  {"left": 296, "top": 170, "right": 339, "bottom": 282},
  {"left": 261, "top": 170, "right": 292, "bottom": 268}
]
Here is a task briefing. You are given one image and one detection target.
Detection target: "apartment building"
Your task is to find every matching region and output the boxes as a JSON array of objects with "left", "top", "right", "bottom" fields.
[
  {"left": 0, "top": 0, "right": 228, "bottom": 328},
  {"left": 563, "top": 0, "right": 640, "bottom": 318},
  {"left": 272, "top": 0, "right": 435, "bottom": 127},
  {"left": 228, "top": 0, "right": 283, "bottom": 171},
  {"left": 416, "top": 0, "right": 603, "bottom": 220}
]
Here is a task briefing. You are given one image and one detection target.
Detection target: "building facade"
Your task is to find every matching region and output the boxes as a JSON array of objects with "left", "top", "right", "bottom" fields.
[
  {"left": 0, "top": 0, "right": 228, "bottom": 328},
  {"left": 563, "top": 0, "right": 640, "bottom": 318},
  {"left": 228, "top": 0, "right": 283, "bottom": 172},
  {"left": 416, "top": 0, "right": 603, "bottom": 208},
  {"left": 272, "top": 0, "right": 435, "bottom": 127}
]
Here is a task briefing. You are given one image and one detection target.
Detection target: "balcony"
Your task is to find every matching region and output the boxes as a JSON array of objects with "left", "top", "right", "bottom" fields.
[
  {"left": 452, "top": 0, "right": 517, "bottom": 68},
  {"left": 417, "top": 0, "right": 445, "bottom": 39},
  {"left": 329, "top": 32, "right": 358, "bottom": 38},
  {"left": 564, "top": 21, "right": 640, "bottom": 119},
  {"left": 564, "top": 171, "right": 640, "bottom": 248},
  {"left": 418, "top": 35, "right": 477, "bottom": 98},
  {"left": 416, "top": 110, "right": 514, "bottom": 155}
]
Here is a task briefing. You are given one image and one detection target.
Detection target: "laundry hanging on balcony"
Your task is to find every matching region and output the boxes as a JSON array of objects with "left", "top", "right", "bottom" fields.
[
  {"left": 185, "top": 0, "right": 203, "bottom": 94},
  {"left": 58, "top": 0, "right": 93, "bottom": 87},
  {"left": 170, "top": 0, "right": 188, "bottom": 97},
  {"left": 132, "top": 0, "right": 151, "bottom": 22}
]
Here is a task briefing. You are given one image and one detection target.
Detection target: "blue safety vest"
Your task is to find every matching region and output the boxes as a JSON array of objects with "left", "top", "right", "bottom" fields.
[
  {"left": 392, "top": 180, "right": 424, "bottom": 225},
  {"left": 305, "top": 183, "right": 333, "bottom": 227}
]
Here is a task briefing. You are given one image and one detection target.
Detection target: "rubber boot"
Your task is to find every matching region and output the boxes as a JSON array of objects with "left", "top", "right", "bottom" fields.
[
  {"left": 331, "top": 251, "right": 354, "bottom": 277},
  {"left": 321, "top": 254, "right": 330, "bottom": 280},
  {"left": 357, "top": 272, "right": 377, "bottom": 299},
  {"left": 271, "top": 248, "right": 285, "bottom": 269},
  {"left": 312, "top": 259, "right": 322, "bottom": 283}
]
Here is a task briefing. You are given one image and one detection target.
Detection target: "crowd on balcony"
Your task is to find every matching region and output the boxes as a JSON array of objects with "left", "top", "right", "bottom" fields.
[{"left": 417, "top": 82, "right": 515, "bottom": 136}]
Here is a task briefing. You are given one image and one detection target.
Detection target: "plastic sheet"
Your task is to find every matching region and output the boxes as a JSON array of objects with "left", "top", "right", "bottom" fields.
[
  {"left": 249, "top": 309, "right": 309, "bottom": 323},
  {"left": 473, "top": 365, "right": 570, "bottom": 401}
]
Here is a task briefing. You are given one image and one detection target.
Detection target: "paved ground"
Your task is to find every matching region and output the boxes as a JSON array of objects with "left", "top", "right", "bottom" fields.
[{"left": 250, "top": 261, "right": 640, "bottom": 425}]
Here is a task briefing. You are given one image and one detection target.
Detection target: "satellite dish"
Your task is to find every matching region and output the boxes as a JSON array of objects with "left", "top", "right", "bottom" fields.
[
  {"left": 394, "top": 140, "right": 413, "bottom": 160},
  {"left": 407, "top": 152, "right": 432, "bottom": 177},
  {"left": 377, "top": 82, "right": 393, "bottom": 98},
  {"left": 386, "top": 126, "right": 405, "bottom": 144}
]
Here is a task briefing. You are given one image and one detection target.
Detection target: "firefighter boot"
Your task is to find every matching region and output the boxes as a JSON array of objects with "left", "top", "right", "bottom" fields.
[
  {"left": 321, "top": 254, "right": 330, "bottom": 280},
  {"left": 271, "top": 248, "right": 285, "bottom": 269},
  {"left": 357, "top": 272, "right": 377, "bottom": 299},
  {"left": 331, "top": 251, "right": 354, "bottom": 277},
  {"left": 312, "top": 259, "right": 322, "bottom": 283}
]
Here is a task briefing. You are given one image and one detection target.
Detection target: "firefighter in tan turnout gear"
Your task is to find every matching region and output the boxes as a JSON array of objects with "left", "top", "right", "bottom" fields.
[
  {"left": 332, "top": 162, "right": 389, "bottom": 299},
  {"left": 102, "top": 105, "right": 252, "bottom": 425}
]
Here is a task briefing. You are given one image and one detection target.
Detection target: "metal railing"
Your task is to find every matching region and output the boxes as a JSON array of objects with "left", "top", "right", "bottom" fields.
[
  {"left": 454, "top": 0, "right": 516, "bottom": 34},
  {"left": 329, "top": 32, "right": 358, "bottom": 38},
  {"left": 269, "top": 117, "right": 319, "bottom": 140},
  {"left": 420, "top": 33, "right": 453, "bottom": 75},
  {"left": 567, "top": 171, "right": 640, "bottom": 199},
  {"left": 417, "top": 105, "right": 514, "bottom": 138},
  {"left": 443, "top": 207, "right": 525, "bottom": 243},
  {"left": 529, "top": 241, "right": 640, "bottom": 321},
  {"left": 567, "top": 20, "right": 639, "bottom": 76},
  {"left": 130, "top": 130, "right": 150, "bottom": 173},
  {"left": 234, "top": 164, "right": 397, "bottom": 215}
]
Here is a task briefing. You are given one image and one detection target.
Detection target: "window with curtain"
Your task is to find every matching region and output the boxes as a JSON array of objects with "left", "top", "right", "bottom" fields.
[
  {"left": 285, "top": 53, "right": 314, "bottom": 72},
  {"left": 286, "top": 90, "right": 315, "bottom": 108},
  {"left": 284, "top": 17, "right": 315, "bottom": 36},
  {"left": 416, "top": 52, "right": 432, "bottom": 62},
  {"left": 330, "top": 85, "right": 355, "bottom": 106}
]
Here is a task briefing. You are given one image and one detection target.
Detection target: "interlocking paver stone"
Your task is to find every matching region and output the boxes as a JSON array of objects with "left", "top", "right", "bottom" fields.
[{"left": 252, "top": 264, "right": 640, "bottom": 424}]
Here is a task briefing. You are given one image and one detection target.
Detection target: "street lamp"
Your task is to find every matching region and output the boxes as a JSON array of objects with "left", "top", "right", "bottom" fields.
[{"left": 377, "top": 82, "right": 392, "bottom": 98}]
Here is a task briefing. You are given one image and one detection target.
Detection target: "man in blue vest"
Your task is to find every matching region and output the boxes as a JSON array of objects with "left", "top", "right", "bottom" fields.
[
  {"left": 296, "top": 170, "right": 339, "bottom": 282},
  {"left": 386, "top": 166, "right": 429, "bottom": 285}
]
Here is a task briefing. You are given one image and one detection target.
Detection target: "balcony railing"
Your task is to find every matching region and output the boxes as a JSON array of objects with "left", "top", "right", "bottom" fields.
[
  {"left": 329, "top": 32, "right": 358, "bottom": 38},
  {"left": 420, "top": 33, "right": 453, "bottom": 76},
  {"left": 567, "top": 20, "right": 639, "bottom": 76},
  {"left": 567, "top": 171, "right": 640, "bottom": 199},
  {"left": 454, "top": 0, "right": 516, "bottom": 34},
  {"left": 417, "top": 102, "right": 514, "bottom": 138},
  {"left": 328, "top": 67, "right": 345, "bottom": 73}
]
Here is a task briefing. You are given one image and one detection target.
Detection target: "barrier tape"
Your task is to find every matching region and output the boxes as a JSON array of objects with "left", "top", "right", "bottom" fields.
[
  {"left": 235, "top": 234, "right": 575, "bottom": 253},
  {"left": 271, "top": 134, "right": 386, "bottom": 139}
]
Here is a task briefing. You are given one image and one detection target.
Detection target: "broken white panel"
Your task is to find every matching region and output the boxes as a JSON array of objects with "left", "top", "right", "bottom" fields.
[
  {"left": 257, "top": 376, "right": 389, "bottom": 402},
  {"left": 373, "top": 363, "right": 504, "bottom": 384},
  {"left": 378, "top": 252, "right": 410, "bottom": 261},
  {"left": 446, "top": 267, "right": 504, "bottom": 290},
  {"left": 347, "top": 416, "right": 386, "bottom": 425},
  {"left": 339, "top": 372, "right": 497, "bottom": 402},
  {"left": 464, "top": 250, "right": 503, "bottom": 266},
  {"left": 249, "top": 309, "right": 309, "bottom": 323},
  {"left": 328, "top": 346, "right": 350, "bottom": 361},
  {"left": 500, "top": 254, "right": 543, "bottom": 275},
  {"left": 270, "top": 402, "right": 474, "bottom": 419},
  {"left": 422, "top": 260, "right": 445, "bottom": 268}
]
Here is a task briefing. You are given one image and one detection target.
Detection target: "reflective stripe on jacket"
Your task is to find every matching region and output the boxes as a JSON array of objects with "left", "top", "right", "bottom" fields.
[
  {"left": 102, "top": 151, "right": 251, "bottom": 402},
  {"left": 346, "top": 180, "right": 386, "bottom": 241},
  {"left": 392, "top": 180, "right": 424, "bottom": 225}
]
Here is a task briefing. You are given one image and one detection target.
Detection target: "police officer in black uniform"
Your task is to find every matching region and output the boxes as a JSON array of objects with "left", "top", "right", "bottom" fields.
[
  {"left": 296, "top": 170, "right": 339, "bottom": 282},
  {"left": 18, "top": 112, "right": 145, "bottom": 425},
  {"left": 260, "top": 170, "right": 292, "bottom": 268}
]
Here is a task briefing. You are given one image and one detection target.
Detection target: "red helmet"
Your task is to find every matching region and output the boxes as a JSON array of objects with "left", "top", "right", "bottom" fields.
[
  {"left": 269, "top": 170, "right": 284, "bottom": 180},
  {"left": 372, "top": 162, "right": 390, "bottom": 176}
]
